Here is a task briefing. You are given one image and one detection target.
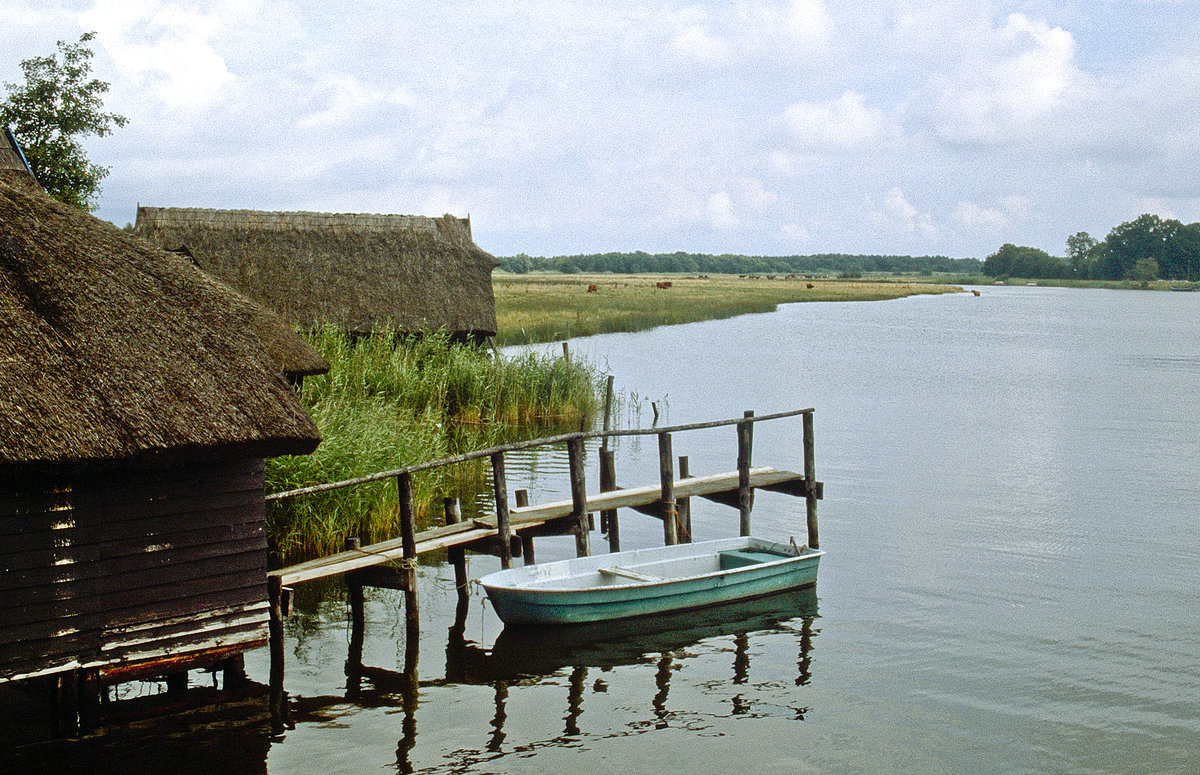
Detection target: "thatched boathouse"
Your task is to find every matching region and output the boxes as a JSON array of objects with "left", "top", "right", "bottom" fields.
[
  {"left": 135, "top": 207, "right": 500, "bottom": 340},
  {"left": 1, "top": 127, "right": 41, "bottom": 193},
  {"left": 0, "top": 177, "right": 322, "bottom": 692}
]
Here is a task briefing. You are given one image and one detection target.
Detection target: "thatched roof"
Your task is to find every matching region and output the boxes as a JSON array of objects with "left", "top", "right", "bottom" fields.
[
  {"left": 1, "top": 127, "right": 41, "bottom": 193},
  {"left": 0, "top": 178, "right": 323, "bottom": 470},
  {"left": 135, "top": 207, "right": 500, "bottom": 338}
]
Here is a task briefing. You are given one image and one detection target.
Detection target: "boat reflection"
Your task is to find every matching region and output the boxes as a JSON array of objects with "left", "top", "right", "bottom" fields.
[{"left": 469, "top": 585, "right": 818, "bottom": 681}]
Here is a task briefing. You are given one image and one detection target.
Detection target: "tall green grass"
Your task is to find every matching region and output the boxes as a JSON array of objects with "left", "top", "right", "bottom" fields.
[{"left": 266, "top": 329, "right": 601, "bottom": 561}]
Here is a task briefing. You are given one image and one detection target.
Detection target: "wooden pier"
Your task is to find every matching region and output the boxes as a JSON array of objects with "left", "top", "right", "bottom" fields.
[{"left": 265, "top": 408, "right": 822, "bottom": 724}]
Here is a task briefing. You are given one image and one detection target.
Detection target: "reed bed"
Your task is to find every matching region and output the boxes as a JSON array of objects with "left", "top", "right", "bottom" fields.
[
  {"left": 266, "top": 329, "right": 601, "bottom": 560},
  {"left": 493, "top": 274, "right": 960, "bottom": 344}
]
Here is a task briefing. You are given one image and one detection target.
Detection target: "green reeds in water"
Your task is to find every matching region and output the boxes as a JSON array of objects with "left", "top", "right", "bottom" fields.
[{"left": 266, "top": 329, "right": 602, "bottom": 561}]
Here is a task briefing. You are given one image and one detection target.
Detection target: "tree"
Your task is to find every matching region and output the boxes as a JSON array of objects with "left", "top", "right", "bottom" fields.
[
  {"left": 1130, "top": 257, "right": 1159, "bottom": 285},
  {"left": 1066, "top": 232, "right": 1099, "bottom": 278},
  {"left": 982, "top": 243, "right": 1069, "bottom": 279},
  {"left": 1, "top": 32, "right": 127, "bottom": 211}
]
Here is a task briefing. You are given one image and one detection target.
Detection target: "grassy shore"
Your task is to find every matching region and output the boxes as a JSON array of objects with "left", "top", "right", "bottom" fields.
[
  {"left": 494, "top": 273, "right": 961, "bottom": 345},
  {"left": 266, "top": 329, "right": 600, "bottom": 560}
]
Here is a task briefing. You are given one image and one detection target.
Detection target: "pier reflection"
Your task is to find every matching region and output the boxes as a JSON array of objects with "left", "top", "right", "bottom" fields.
[{"left": 289, "top": 586, "right": 818, "bottom": 772}]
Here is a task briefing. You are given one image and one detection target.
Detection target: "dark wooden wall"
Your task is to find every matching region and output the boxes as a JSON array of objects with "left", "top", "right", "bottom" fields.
[{"left": 1, "top": 458, "right": 269, "bottom": 683}]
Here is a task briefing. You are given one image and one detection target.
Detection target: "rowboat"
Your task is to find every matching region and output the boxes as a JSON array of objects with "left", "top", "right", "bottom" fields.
[{"left": 479, "top": 536, "right": 823, "bottom": 626}]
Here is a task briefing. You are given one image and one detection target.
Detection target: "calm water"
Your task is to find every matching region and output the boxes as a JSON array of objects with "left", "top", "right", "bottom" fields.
[{"left": 12, "top": 286, "right": 1200, "bottom": 774}]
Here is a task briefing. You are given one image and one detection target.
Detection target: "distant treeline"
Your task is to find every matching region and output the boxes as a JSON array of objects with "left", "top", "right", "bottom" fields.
[
  {"left": 984, "top": 214, "right": 1200, "bottom": 281},
  {"left": 499, "top": 252, "right": 982, "bottom": 277}
]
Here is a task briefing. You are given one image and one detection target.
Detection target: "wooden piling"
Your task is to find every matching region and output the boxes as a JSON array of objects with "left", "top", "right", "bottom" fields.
[
  {"left": 567, "top": 437, "right": 590, "bottom": 557},
  {"left": 601, "top": 375, "right": 615, "bottom": 450},
  {"left": 677, "top": 455, "right": 692, "bottom": 543},
  {"left": 803, "top": 411, "right": 819, "bottom": 549},
  {"left": 515, "top": 490, "right": 535, "bottom": 564},
  {"left": 737, "top": 410, "right": 754, "bottom": 536},
  {"left": 562, "top": 341, "right": 571, "bottom": 361},
  {"left": 491, "top": 452, "right": 514, "bottom": 569},
  {"left": 345, "top": 537, "right": 365, "bottom": 676},
  {"left": 599, "top": 447, "right": 620, "bottom": 552},
  {"left": 658, "top": 432, "right": 677, "bottom": 545},
  {"left": 268, "top": 573, "right": 286, "bottom": 725},
  {"left": 397, "top": 472, "right": 420, "bottom": 635},
  {"left": 443, "top": 498, "right": 468, "bottom": 597}
]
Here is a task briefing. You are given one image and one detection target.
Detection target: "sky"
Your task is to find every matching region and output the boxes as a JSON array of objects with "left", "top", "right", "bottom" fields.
[{"left": 2, "top": 1, "right": 1199, "bottom": 259}]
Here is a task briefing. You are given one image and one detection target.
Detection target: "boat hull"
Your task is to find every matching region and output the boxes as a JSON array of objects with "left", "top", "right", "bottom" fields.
[{"left": 480, "top": 537, "right": 822, "bottom": 626}]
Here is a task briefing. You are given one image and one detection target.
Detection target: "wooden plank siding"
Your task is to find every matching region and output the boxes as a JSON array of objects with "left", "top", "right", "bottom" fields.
[{"left": 0, "top": 458, "right": 271, "bottom": 683}]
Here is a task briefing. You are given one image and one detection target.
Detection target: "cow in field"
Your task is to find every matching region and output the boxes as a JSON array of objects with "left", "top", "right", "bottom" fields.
[
  {"left": 587, "top": 284, "right": 599, "bottom": 293},
  {"left": 655, "top": 281, "right": 672, "bottom": 289}
]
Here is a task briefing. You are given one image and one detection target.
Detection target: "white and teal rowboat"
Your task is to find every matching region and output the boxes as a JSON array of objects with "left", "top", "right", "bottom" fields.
[{"left": 479, "top": 536, "right": 823, "bottom": 626}]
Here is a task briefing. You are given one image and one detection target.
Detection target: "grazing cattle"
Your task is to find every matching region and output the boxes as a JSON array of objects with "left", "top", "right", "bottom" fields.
[
  {"left": 972, "top": 289, "right": 981, "bottom": 296},
  {"left": 655, "top": 281, "right": 672, "bottom": 289},
  {"left": 806, "top": 283, "right": 814, "bottom": 289},
  {"left": 587, "top": 284, "right": 599, "bottom": 293}
]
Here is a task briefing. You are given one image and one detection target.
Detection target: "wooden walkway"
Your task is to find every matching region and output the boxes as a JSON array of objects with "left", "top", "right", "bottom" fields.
[
  {"left": 273, "top": 466, "right": 816, "bottom": 586},
  {"left": 264, "top": 408, "right": 822, "bottom": 723}
]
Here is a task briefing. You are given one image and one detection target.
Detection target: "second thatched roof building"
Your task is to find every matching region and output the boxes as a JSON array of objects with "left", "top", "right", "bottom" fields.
[{"left": 135, "top": 207, "right": 500, "bottom": 341}]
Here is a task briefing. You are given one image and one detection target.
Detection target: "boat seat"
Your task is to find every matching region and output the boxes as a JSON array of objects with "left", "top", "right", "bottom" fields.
[{"left": 599, "top": 566, "right": 662, "bottom": 583}]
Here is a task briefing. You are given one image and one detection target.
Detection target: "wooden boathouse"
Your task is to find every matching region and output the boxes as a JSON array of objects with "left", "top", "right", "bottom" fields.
[
  {"left": 0, "top": 173, "right": 323, "bottom": 724},
  {"left": 134, "top": 206, "right": 500, "bottom": 341}
]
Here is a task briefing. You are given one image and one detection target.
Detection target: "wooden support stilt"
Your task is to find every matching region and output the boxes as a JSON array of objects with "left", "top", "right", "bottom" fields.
[
  {"left": 444, "top": 497, "right": 468, "bottom": 596},
  {"left": 268, "top": 573, "right": 286, "bottom": 727},
  {"left": 165, "top": 670, "right": 188, "bottom": 697},
  {"left": 803, "top": 411, "right": 820, "bottom": 549},
  {"left": 658, "top": 432, "right": 677, "bottom": 546},
  {"left": 737, "top": 410, "right": 754, "bottom": 537},
  {"left": 77, "top": 668, "right": 100, "bottom": 732},
  {"left": 491, "top": 452, "right": 514, "bottom": 569},
  {"left": 601, "top": 375, "right": 615, "bottom": 449},
  {"left": 677, "top": 455, "right": 692, "bottom": 543},
  {"left": 221, "top": 653, "right": 247, "bottom": 690},
  {"left": 397, "top": 472, "right": 420, "bottom": 636},
  {"left": 515, "top": 490, "right": 535, "bottom": 564},
  {"left": 599, "top": 447, "right": 620, "bottom": 552},
  {"left": 345, "top": 537, "right": 365, "bottom": 679},
  {"left": 567, "top": 437, "right": 590, "bottom": 557}
]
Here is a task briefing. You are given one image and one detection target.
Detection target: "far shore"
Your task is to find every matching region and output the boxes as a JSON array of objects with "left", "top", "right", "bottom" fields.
[{"left": 493, "top": 273, "right": 961, "bottom": 346}]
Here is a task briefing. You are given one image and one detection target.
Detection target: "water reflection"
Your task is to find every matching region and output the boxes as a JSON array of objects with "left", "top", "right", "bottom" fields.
[{"left": 297, "top": 587, "right": 821, "bottom": 772}]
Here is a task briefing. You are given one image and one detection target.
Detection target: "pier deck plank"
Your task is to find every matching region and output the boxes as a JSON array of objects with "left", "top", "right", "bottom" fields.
[{"left": 273, "top": 466, "right": 809, "bottom": 586}]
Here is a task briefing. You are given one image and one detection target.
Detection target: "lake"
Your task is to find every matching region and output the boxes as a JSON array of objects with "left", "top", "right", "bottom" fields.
[{"left": 12, "top": 285, "right": 1200, "bottom": 774}]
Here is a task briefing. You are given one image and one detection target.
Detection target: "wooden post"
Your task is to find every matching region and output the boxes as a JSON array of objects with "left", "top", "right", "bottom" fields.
[
  {"left": 737, "top": 410, "right": 754, "bottom": 537},
  {"left": 803, "top": 411, "right": 820, "bottom": 549},
  {"left": 677, "top": 455, "right": 692, "bottom": 543},
  {"left": 567, "top": 436, "right": 590, "bottom": 557},
  {"left": 77, "top": 668, "right": 101, "bottom": 732},
  {"left": 601, "top": 375, "right": 615, "bottom": 450},
  {"left": 562, "top": 341, "right": 571, "bottom": 361},
  {"left": 515, "top": 490, "right": 535, "bottom": 564},
  {"left": 268, "top": 573, "right": 286, "bottom": 727},
  {"left": 345, "top": 537, "right": 365, "bottom": 678},
  {"left": 444, "top": 497, "right": 468, "bottom": 596},
  {"left": 491, "top": 452, "right": 514, "bottom": 569},
  {"left": 397, "top": 472, "right": 420, "bottom": 636},
  {"left": 658, "top": 432, "right": 677, "bottom": 546},
  {"left": 599, "top": 447, "right": 620, "bottom": 552}
]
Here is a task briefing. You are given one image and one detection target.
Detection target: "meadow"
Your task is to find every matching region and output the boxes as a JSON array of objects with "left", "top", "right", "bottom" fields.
[{"left": 493, "top": 273, "right": 960, "bottom": 344}]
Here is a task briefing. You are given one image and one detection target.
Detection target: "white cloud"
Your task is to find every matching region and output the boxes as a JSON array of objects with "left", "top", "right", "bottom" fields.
[
  {"left": 871, "top": 187, "right": 937, "bottom": 240},
  {"left": 953, "top": 201, "right": 1010, "bottom": 234},
  {"left": 923, "top": 13, "right": 1082, "bottom": 144},
  {"left": 78, "top": 0, "right": 238, "bottom": 109},
  {"left": 784, "top": 0, "right": 833, "bottom": 46},
  {"left": 671, "top": 23, "right": 730, "bottom": 63},
  {"left": 784, "top": 91, "right": 894, "bottom": 150},
  {"left": 706, "top": 191, "right": 739, "bottom": 229}
]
